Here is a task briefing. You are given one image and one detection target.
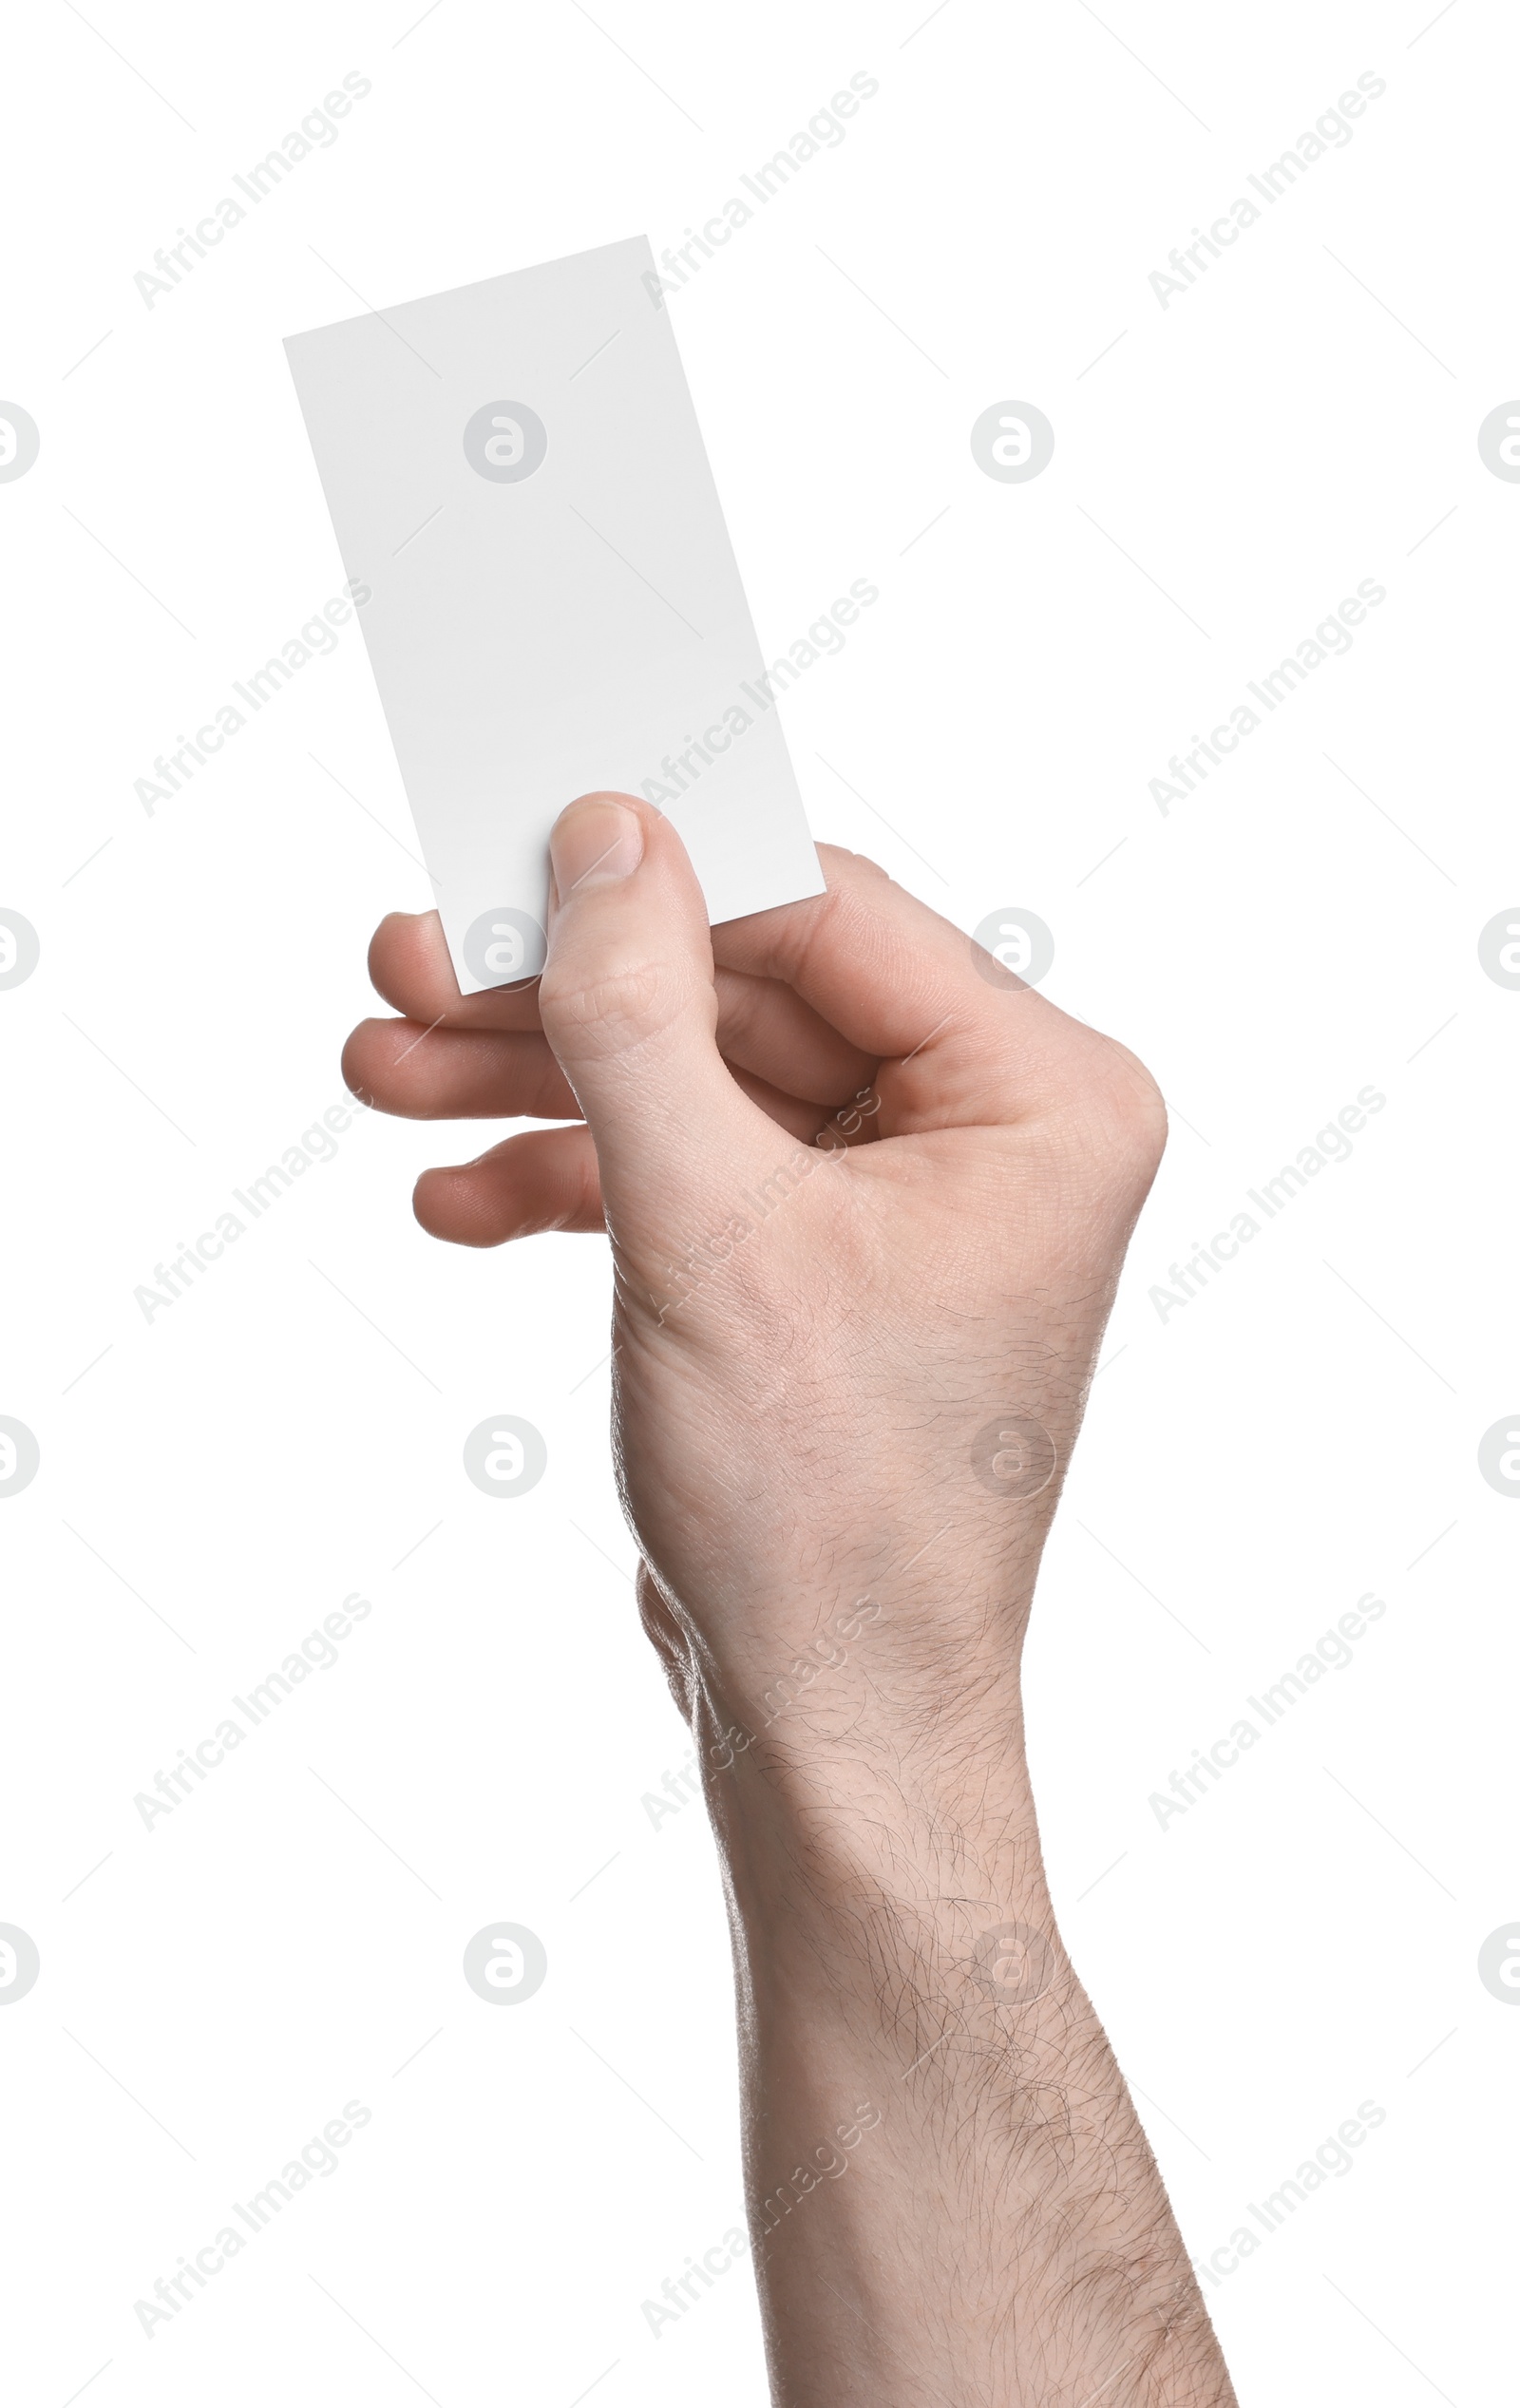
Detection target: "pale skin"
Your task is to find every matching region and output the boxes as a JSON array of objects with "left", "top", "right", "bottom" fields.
[{"left": 343, "top": 794, "right": 1237, "bottom": 2406}]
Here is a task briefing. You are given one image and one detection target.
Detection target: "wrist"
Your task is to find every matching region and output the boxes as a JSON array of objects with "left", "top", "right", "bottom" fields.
[
  {"left": 675, "top": 1513, "right": 1044, "bottom": 1765},
  {"left": 694, "top": 1662, "right": 1053, "bottom": 1976}
]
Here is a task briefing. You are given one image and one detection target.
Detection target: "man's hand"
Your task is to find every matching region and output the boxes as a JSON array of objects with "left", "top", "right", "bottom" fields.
[{"left": 343, "top": 795, "right": 1235, "bottom": 2405}]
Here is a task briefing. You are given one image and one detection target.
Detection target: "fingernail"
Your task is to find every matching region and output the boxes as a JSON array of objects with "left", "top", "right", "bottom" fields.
[{"left": 550, "top": 798, "right": 643, "bottom": 896}]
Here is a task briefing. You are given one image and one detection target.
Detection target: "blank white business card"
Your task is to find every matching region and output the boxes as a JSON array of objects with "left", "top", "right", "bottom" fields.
[{"left": 285, "top": 236, "right": 825, "bottom": 992}]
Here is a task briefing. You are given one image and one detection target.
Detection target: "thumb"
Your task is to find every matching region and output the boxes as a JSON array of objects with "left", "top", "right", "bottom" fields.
[{"left": 537, "top": 792, "right": 770, "bottom": 1272}]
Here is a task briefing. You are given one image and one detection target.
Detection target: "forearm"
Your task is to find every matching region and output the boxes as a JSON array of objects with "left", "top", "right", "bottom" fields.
[
  {"left": 358, "top": 798, "right": 1214, "bottom": 2396},
  {"left": 697, "top": 1610, "right": 1235, "bottom": 2407}
]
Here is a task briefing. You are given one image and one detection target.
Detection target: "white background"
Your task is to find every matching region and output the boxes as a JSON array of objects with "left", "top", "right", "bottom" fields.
[{"left": 1, "top": 3, "right": 1514, "bottom": 2401}]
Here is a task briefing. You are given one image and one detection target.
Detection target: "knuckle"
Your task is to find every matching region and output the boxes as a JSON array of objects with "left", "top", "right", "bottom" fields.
[
  {"left": 539, "top": 957, "right": 699, "bottom": 1061},
  {"left": 1107, "top": 1051, "right": 1169, "bottom": 1168},
  {"left": 713, "top": 966, "right": 765, "bottom": 1054},
  {"left": 1067, "top": 1041, "right": 1169, "bottom": 1196}
]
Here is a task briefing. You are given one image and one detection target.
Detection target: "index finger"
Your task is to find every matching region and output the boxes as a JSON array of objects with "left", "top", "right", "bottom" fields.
[{"left": 368, "top": 911, "right": 546, "bottom": 1032}]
